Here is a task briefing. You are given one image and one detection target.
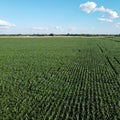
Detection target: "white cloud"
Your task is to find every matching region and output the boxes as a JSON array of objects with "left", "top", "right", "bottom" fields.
[
  {"left": 80, "top": 1, "right": 119, "bottom": 21},
  {"left": 94, "top": 6, "right": 106, "bottom": 12},
  {"left": 0, "top": 19, "right": 16, "bottom": 29},
  {"left": 33, "top": 27, "right": 48, "bottom": 31},
  {"left": 80, "top": 1, "right": 97, "bottom": 13},
  {"left": 107, "top": 10, "right": 119, "bottom": 19},
  {"left": 55, "top": 26, "right": 63, "bottom": 31},
  {"left": 98, "top": 18, "right": 113, "bottom": 22},
  {"left": 94, "top": 7, "right": 119, "bottom": 19}
]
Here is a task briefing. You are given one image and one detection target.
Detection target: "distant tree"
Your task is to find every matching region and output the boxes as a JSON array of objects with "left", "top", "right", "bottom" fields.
[
  {"left": 66, "top": 33, "right": 70, "bottom": 36},
  {"left": 49, "top": 33, "right": 54, "bottom": 36}
]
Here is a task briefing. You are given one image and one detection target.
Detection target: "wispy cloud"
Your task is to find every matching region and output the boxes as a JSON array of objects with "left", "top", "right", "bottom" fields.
[
  {"left": 33, "top": 27, "right": 48, "bottom": 31},
  {"left": 68, "top": 27, "right": 78, "bottom": 33},
  {"left": 0, "top": 19, "right": 16, "bottom": 29},
  {"left": 80, "top": 1, "right": 119, "bottom": 22},
  {"left": 114, "top": 23, "right": 120, "bottom": 28},
  {"left": 98, "top": 18, "right": 113, "bottom": 23},
  {"left": 55, "top": 26, "right": 63, "bottom": 32}
]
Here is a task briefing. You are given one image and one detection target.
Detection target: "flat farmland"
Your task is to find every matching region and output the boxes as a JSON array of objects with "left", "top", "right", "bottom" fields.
[{"left": 0, "top": 37, "right": 120, "bottom": 120}]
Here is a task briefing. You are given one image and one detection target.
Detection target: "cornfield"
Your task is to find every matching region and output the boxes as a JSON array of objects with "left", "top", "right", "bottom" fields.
[{"left": 0, "top": 37, "right": 120, "bottom": 120}]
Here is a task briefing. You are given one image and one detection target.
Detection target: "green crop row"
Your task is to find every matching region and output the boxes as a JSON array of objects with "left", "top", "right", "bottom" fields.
[{"left": 0, "top": 37, "right": 120, "bottom": 120}]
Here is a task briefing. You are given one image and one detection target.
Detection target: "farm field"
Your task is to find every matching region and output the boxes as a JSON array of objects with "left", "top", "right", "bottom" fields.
[{"left": 0, "top": 36, "right": 120, "bottom": 120}]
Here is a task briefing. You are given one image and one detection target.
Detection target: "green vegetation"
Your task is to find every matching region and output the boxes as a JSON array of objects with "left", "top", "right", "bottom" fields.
[{"left": 0, "top": 37, "right": 120, "bottom": 120}]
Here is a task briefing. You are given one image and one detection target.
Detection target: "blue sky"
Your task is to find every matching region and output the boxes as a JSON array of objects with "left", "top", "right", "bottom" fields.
[{"left": 0, "top": 0, "right": 120, "bottom": 34}]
